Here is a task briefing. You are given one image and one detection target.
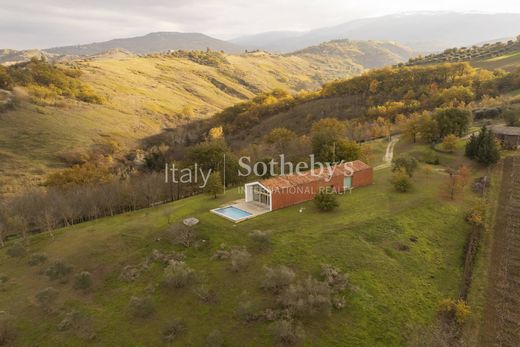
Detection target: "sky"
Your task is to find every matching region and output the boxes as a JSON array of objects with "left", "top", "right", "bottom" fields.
[{"left": 1, "top": 0, "right": 519, "bottom": 49}]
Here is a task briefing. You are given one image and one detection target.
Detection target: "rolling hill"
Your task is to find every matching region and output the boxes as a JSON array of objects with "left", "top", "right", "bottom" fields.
[
  {"left": 45, "top": 32, "right": 245, "bottom": 55},
  {"left": 0, "top": 39, "right": 413, "bottom": 196},
  {"left": 232, "top": 12, "right": 520, "bottom": 53},
  {"left": 406, "top": 39, "right": 520, "bottom": 71}
]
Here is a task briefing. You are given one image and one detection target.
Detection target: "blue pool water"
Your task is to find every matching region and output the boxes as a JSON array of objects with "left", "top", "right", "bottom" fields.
[{"left": 214, "top": 206, "right": 252, "bottom": 221}]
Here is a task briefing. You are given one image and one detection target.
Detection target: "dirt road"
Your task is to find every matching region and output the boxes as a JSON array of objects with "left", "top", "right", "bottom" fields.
[{"left": 375, "top": 136, "right": 400, "bottom": 171}]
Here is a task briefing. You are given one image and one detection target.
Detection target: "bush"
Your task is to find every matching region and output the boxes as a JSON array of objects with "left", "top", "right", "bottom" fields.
[
  {"left": 390, "top": 170, "right": 412, "bottom": 193},
  {"left": 119, "top": 265, "right": 142, "bottom": 282},
  {"left": 235, "top": 299, "right": 262, "bottom": 322},
  {"left": 206, "top": 329, "right": 224, "bottom": 347},
  {"left": 163, "top": 317, "right": 185, "bottom": 342},
  {"left": 278, "top": 277, "right": 331, "bottom": 318},
  {"left": 392, "top": 155, "right": 418, "bottom": 177},
  {"left": 73, "top": 272, "right": 93, "bottom": 291},
  {"left": 314, "top": 188, "right": 339, "bottom": 212},
  {"left": 194, "top": 285, "right": 218, "bottom": 304},
  {"left": 167, "top": 223, "right": 197, "bottom": 247},
  {"left": 270, "top": 320, "right": 306, "bottom": 346},
  {"left": 320, "top": 264, "right": 349, "bottom": 292},
  {"left": 6, "top": 242, "right": 27, "bottom": 258},
  {"left": 128, "top": 296, "right": 155, "bottom": 318},
  {"left": 438, "top": 298, "right": 471, "bottom": 325},
  {"left": 28, "top": 253, "right": 48, "bottom": 266},
  {"left": 229, "top": 248, "right": 251, "bottom": 272},
  {"left": 262, "top": 266, "right": 296, "bottom": 294},
  {"left": 35, "top": 287, "right": 59, "bottom": 311},
  {"left": 45, "top": 261, "right": 74, "bottom": 282},
  {"left": 162, "top": 261, "right": 195, "bottom": 289},
  {"left": 249, "top": 230, "right": 271, "bottom": 251}
]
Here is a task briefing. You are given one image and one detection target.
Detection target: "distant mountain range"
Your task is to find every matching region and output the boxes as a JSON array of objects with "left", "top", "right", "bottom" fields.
[
  {"left": 232, "top": 12, "right": 520, "bottom": 53},
  {"left": 45, "top": 32, "right": 244, "bottom": 56}
]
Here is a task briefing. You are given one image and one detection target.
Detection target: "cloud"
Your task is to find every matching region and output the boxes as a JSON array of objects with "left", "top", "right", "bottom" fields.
[{"left": 0, "top": 0, "right": 518, "bottom": 49}]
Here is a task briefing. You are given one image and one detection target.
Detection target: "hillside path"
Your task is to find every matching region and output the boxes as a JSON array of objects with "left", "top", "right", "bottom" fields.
[{"left": 374, "top": 136, "right": 400, "bottom": 171}]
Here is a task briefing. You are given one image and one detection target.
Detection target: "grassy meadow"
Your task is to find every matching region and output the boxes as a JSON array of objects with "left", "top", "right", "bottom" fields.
[{"left": 0, "top": 141, "right": 482, "bottom": 346}]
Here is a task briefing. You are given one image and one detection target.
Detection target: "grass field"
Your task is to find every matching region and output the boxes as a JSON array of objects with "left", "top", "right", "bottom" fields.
[{"left": 0, "top": 148, "right": 480, "bottom": 346}]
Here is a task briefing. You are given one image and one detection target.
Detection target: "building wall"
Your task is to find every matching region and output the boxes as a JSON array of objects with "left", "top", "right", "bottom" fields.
[
  {"left": 271, "top": 175, "right": 343, "bottom": 210},
  {"left": 270, "top": 169, "right": 374, "bottom": 210},
  {"left": 352, "top": 168, "right": 374, "bottom": 188}
]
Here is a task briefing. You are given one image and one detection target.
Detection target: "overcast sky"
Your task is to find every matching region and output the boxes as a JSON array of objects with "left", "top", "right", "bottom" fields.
[{"left": 1, "top": 0, "right": 519, "bottom": 49}]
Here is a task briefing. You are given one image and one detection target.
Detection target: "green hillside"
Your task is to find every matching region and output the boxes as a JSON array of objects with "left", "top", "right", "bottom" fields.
[{"left": 0, "top": 160, "right": 478, "bottom": 346}]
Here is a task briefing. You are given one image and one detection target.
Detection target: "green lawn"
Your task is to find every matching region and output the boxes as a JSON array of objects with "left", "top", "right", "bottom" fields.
[{"left": 0, "top": 162, "right": 474, "bottom": 346}]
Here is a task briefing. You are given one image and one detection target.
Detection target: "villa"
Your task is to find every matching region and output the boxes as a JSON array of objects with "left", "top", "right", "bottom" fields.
[
  {"left": 211, "top": 160, "right": 373, "bottom": 222},
  {"left": 244, "top": 160, "right": 373, "bottom": 211}
]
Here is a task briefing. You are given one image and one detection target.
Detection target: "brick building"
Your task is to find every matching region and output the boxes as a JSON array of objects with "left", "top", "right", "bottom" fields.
[{"left": 244, "top": 160, "right": 373, "bottom": 211}]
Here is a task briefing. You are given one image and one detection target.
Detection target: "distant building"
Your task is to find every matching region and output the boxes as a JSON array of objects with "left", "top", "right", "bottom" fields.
[
  {"left": 244, "top": 160, "right": 373, "bottom": 211},
  {"left": 491, "top": 126, "right": 520, "bottom": 150}
]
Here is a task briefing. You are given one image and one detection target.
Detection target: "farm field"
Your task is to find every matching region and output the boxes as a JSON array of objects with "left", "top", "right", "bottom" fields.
[
  {"left": 0, "top": 146, "right": 481, "bottom": 346},
  {"left": 480, "top": 155, "right": 520, "bottom": 345}
]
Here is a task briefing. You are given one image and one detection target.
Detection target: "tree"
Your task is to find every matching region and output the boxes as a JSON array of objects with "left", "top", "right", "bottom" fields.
[
  {"left": 264, "top": 128, "right": 297, "bottom": 153},
  {"left": 441, "top": 134, "right": 459, "bottom": 152},
  {"left": 465, "top": 126, "right": 500, "bottom": 165},
  {"left": 390, "top": 170, "right": 412, "bottom": 192},
  {"left": 204, "top": 172, "right": 224, "bottom": 198},
  {"left": 418, "top": 112, "right": 439, "bottom": 144},
  {"left": 444, "top": 168, "right": 463, "bottom": 200},
  {"left": 392, "top": 155, "right": 418, "bottom": 177},
  {"left": 310, "top": 118, "right": 348, "bottom": 161},
  {"left": 434, "top": 108, "right": 471, "bottom": 138},
  {"left": 503, "top": 109, "right": 520, "bottom": 126},
  {"left": 314, "top": 188, "right": 339, "bottom": 211},
  {"left": 317, "top": 139, "right": 361, "bottom": 163},
  {"left": 403, "top": 114, "right": 421, "bottom": 143}
]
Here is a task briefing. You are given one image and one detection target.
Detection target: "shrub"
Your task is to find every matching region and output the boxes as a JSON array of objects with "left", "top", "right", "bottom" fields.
[
  {"left": 206, "top": 329, "right": 224, "bottom": 347},
  {"left": 438, "top": 298, "right": 471, "bottom": 325},
  {"left": 194, "top": 285, "right": 218, "bottom": 304},
  {"left": 320, "top": 264, "right": 349, "bottom": 292},
  {"left": 229, "top": 248, "right": 251, "bottom": 272},
  {"left": 6, "top": 242, "right": 27, "bottom": 258},
  {"left": 57, "top": 310, "right": 82, "bottom": 331},
  {"left": 163, "top": 317, "right": 185, "bottom": 342},
  {"left": 162, "top": 261, "right": 195, "bottom": 289},
  {"left": 235, "top": 299, "right": 262, "bottom": 322},
  {"left": 35, "top": 287, "right": 59, "bottom": 311},
  {"left": 392, "top": 155, "right": 418, "bottom": 177},
  {"left": 167, "top": 223, "right": 197, "bottom": 247},
  {"left": 390, "top": 170, "right": 412, "bottom": 193},
  {"left": 314, "top": 188, "right": 339, "bottom": 212},
  {"left": 270, "top": 320, "right": 306, "bottom": 346},
  {"left": 249, "top": 230, "right": 271, "bottom": 251},
  {"left": 28, "top": 253, "right": 48, "bottom": 266},
  {"left": 262, "top": 266, "right": 296, "bottom": 294},
  {"left": 119, "top": 265, "right": 141, "bottom": 282},
  {"left": 128, "top": 296, "right": 155, "bottom": 318},
  {"left": 442, "top": 134, "right": 459, "bottom": 152},
  {"left": 45, "top": 261, "right": 74, "bottom": 282},
  {"left": 73, "top": 272, "right": 93, "bottom": 291},
  {"left": 278, "top": 277, "right": 331, "bottom": 318}
]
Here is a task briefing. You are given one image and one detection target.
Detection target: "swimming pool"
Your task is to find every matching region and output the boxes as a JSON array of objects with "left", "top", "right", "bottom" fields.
[{"left": 212, "top": 206, "right": 252, "bottom": 222}]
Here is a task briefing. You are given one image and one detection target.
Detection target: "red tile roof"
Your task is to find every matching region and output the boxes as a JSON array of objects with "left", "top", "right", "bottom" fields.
[{"left": 259, "top": 160, "right": 371, "bottom": 190}]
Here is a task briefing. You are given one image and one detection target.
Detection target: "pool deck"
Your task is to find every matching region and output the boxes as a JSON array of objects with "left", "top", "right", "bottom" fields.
[{"left": 210, "top": 199, "right": 270, "bottom": 223}]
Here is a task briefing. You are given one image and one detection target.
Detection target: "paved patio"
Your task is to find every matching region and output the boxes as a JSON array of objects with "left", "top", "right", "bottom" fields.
[{"left": 210, "top": 199, "right": 270, "bottom": 223}]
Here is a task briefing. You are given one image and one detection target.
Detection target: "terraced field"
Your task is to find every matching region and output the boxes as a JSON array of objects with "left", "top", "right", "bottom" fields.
[{"left": 482, "top": 156, "right": 520, "bottom": 345}]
